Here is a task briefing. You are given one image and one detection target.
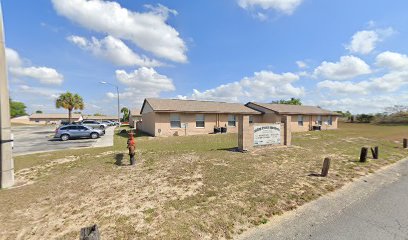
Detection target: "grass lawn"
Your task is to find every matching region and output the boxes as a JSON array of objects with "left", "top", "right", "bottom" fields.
[{"left": 1, "top": 122, "right": 407, "bottom": 239}]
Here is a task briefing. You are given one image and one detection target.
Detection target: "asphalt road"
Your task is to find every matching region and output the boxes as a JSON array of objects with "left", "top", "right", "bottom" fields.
[
  {"left": 11, "top": 125, "right": 114, "bottom": 155},
  {"left": 239, "top": 158, "right": 408, "bottom": 240}
]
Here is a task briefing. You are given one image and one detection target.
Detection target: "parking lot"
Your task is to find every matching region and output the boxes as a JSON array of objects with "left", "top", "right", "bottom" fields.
[{"left": 12, "top": 125, "right": 115, "bottom": 156}]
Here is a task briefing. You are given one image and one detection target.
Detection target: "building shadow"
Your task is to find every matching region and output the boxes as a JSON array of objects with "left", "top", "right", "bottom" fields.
[{"left": 116, "top": 129, "right": 149, "bottom": 139}]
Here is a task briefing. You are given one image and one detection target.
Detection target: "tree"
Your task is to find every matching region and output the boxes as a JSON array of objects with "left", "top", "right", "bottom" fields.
[
  {"left": 93, "top": 113, "right": 105, "bottom": 116},
  {"left": 35, "top": 110, "right": 43, "bottom": 114},
  {"left": 9, "top": 98, "right": 27, "bottom": 118},
  {"left": 384, "top": 105, "right": 408, "bottom": 115},
  {"left": 335, "top": 110, "right": 353, "bottom": 120},
  {"left": 272, "top": 98, "right": 302, "bottom": 105},
  {"left": 121, "top": 107, "right": 129, "bottom": 122},
  {"left": 55, "top": 92, "right": 84, "bottom": 123},
  {"left": 356, "top": 114, "right": 374, "bottom": 123}
]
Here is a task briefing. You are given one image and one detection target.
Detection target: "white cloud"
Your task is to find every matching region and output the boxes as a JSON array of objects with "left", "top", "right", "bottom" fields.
[
  {"left": 317, "top": 69, "right": 408, "bottom": 94},
  {"left": 116, "top": 67, "right": 175, "bottom": 92},
  {"left": 15, "top": 85, "right": 63, "bottom": 99},
  {"left": 107, "top": 67, "right": 175, "bottom": 106},
  {"left": 318, "top": 95, "right": 406, "bottom": 114},
  {"left": 189, "top": 82, "right": 244, "bottom": 102},
  {"left": 183, "top": 70, "right": 304, "bottom": 102},
  {"left": 346, "top": 30, "right": 379, "bottom": 55},
  {"left": 370, "top": 71, "right": 408, "bottom": 92},
  {"left": 296, "top": 60, "right": 308, "bottom": 69},
  {"left": 238, "top": 0, "right": 303, "bottom": 15},
  {"left": 317, "top": 80, "right": 371, "bottom": 94},
  {"left": 346, "top": 27, "right": 394, "bottom": 54},
  {"left": 375, "top": 51, "right": 408, "bottom": 71},
  {"left": 5, "top": 48, "right": 22, "bottom": 67},
  {"left": 10, "top": 67, "right": 64, "bottom": 85},
  {"left": 5, "top": 48, "right": 64, "bottom": 85},
  {"left": 52, "top": 0, "right": 187, "bottom": 63},
  {"left": 67, "top": 35, "right": 161, "bottom": 67},
  {"left": 314, "top": 55, "right": 371, "bottom": 80},
  {"left": 254, "top": 12, "right": 268, "bottom": 21}
]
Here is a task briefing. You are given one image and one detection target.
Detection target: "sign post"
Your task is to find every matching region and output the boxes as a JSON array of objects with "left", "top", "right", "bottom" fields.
[{"left": 0, "top": 3, "right": 14, "bottom": 188}]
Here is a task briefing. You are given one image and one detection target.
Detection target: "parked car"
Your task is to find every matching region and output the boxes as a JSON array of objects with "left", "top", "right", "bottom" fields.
[
  {"left": 55, "top": 125, "right": 105, "bottom": 141},
  {"left": 102, "top": 120, "right": 115, "bottom": 126},
  {"left": 110, "top": 121, "right": 121, "bottom": 126},
  {"left": 81, "top": 120, "right": 107, "bottom": 129}
]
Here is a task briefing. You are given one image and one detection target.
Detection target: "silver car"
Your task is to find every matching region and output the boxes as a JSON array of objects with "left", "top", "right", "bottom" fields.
[
  {"left": 55, "top": 125, "right": 105, "bottom": 141},
  {"left": 81, "top": 120, "right": 108, "bottom": 129}
]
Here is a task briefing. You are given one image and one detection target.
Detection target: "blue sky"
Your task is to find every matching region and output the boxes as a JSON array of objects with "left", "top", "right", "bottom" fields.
[{"left": 3, "top": 0, "right": 408, "bottom": 115}]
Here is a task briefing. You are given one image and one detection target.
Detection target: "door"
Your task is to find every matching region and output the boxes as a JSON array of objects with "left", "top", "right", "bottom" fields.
[
  {"left": 65, "top": 126, "right": 79, "bottom": 137},
  {"left": 76, "top": 126, "right": 90, "bottom": 138}
]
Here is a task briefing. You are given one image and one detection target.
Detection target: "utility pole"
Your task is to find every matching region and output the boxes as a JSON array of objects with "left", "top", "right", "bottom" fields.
[
  {"left": 0, "top": 2, "right": 14, "bottom": 188},
  {"left": 100, "top": 81, "right": 120, "bottom": 123},
  {"left": 116, "top": 85, "right": 120, "bottom": 124}
]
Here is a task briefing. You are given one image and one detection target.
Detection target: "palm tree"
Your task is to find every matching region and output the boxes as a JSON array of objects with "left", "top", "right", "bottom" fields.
[
  {"left": 56, "top": 92, "right": 84, "bottom": 123},
  {"left": 121, "top": 107, "right": 129, "bottom": 122}
]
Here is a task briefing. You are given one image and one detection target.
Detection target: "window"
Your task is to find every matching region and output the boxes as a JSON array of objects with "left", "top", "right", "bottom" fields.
[
  {"left": 298, "top": 115, "right": 303, "bottom": 126},
  {"left": 328, "top": 116, "right": 333, "bottom": 126},
  {"left": 249, "top": 116, "right": 254, "bottom": 124},
  {"left": 61, "top": 126, "right": 76, "bottom": 130},
  {"left": 317, "top": 115, "right": 322, "bottom": 125},
  {"left": 196, "top": 114, "right": 205, "bottom": 128},
  {"left": 170, "top": 114, "right": 181, "bottom": 128},
  {"left": 228, "top": 115, "right": 236, "bottom": 127}
]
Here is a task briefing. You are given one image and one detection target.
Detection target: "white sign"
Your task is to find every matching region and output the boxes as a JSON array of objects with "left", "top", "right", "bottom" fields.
[
  {"left": 181, "top": 123, "right": 188, "bottom": 128},
  {"left": 253, "top": 124, "right": 281, "bottom": 146}
]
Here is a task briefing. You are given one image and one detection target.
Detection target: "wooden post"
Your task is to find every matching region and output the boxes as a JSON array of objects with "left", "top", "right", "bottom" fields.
[
  {"left": 404, "top": 138, "right": 408, "bottom": 149},
  {"left": 321, "top": 157, "right": 331, "bottom": 177},
  {"left": 371, "top": 146, "right": 379, "bottom": 159},
  {"left": 80, "top": 225, "right": 100, "bottom": 240},
  {"left": 360, "top": 147, "right": 368, "bottom": 162}
]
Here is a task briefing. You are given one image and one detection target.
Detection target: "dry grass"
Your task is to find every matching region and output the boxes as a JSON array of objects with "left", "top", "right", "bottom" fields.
[{"left": 0, "top": 122, "right": 407, "bottom": 239}]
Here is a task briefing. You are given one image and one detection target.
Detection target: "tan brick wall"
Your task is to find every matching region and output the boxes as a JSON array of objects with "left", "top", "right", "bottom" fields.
[
  {"left": 140, "top": 112, "right": 156, "bottom": 136},
  {"left": 148, "top": 112, "right": 262, "bottom": 137},
  {"left": 289, "top": 114, "right": 338, "bottom": 132},
  {"left": 261, "top": 112, "right": 281, "bottom": 123},
  {"left": 290, "top": 115, "right": 311, "bottom": 132},
  {"left": 238, "top": 115, "right": 253, "bottom": 151}
]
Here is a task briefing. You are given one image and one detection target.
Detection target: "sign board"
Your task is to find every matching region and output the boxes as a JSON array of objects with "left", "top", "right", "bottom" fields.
[
  {"left": 181, "top": 123, "right": 188, "bottom": 128},
  {"left": 253, "top": 124, "right": 281, "bottom": 146}
]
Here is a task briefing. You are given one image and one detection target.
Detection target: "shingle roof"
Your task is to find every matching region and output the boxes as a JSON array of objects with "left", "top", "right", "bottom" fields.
[
  {"left": 129, "top": 108, "right": 141, "bottom": 116},
  {"left": 247, "top": 102, "right": 341, "bottom": 116},
  {"left": 29, "top": 113, "right": 82, "bottom": 119},
  {"left": 143, "top": 98, "right": 261, "bottom": 114}
]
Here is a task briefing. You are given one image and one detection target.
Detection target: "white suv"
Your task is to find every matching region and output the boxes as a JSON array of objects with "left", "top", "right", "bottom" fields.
[{"left": 81, "top": 120, "right": 107, "bottom": 129}]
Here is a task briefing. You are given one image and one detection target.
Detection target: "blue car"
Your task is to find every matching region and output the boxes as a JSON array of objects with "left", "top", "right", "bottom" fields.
[{"left": 54, "top": 124, "right": 105, "bottom": 141}]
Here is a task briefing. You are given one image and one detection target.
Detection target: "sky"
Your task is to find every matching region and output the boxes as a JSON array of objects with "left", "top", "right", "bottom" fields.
[{"left": 3, "top": 0, "right": 408, "bottom": 115}]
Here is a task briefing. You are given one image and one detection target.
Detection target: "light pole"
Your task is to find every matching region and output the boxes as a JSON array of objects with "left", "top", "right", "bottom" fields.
[
  {"left": 100, "top": 81, "right": 120, "bottom": 123},
  {"left": 0, "top": 2, "right": 14, "bottom": 188}
]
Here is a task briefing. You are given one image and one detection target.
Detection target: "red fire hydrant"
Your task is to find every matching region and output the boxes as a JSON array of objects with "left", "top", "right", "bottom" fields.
[{"left": 127, "top": 132, "right": 136, "bottom": 165}]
